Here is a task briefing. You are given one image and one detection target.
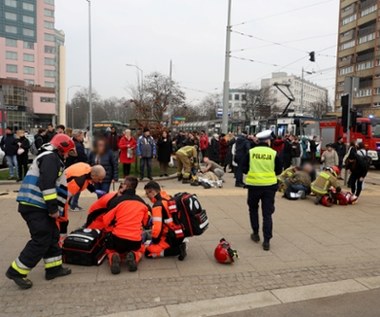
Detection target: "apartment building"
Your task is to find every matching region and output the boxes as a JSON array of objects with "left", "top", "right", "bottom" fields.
[
  {"left": 335, "top": 0, "right": 380, "bottom": 115},
  {"left": 0, "top": 0, "right": 65, "bottom": 129}
]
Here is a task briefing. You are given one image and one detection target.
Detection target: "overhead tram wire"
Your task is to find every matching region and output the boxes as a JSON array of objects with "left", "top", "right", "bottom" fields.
[
  {"left": 231, "top": 30, "right": 337, "bottom": 58},
  {"left": 232, "top": 0, "right": 335, "bottom": 27}
]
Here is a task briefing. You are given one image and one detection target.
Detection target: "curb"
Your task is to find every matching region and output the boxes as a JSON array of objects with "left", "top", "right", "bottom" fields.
[{"left": 99, "top": 276, "right": 380, "bottom": 317}]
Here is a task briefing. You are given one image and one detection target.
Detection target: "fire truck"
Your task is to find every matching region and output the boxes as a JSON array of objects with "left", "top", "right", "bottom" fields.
[{"left": 320, "top": 116, "right": 380, "bottom": 169}]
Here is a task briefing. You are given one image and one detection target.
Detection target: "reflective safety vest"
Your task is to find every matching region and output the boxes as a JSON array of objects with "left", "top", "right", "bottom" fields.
[
  {"left": 17, "top": 151, "right": 68, "bottom": 214},
  {"left": 245, "top": 146, "right": 277, "bottom": 186},
  {"left": 311, "top": 171, "right": 334, "bottom": 196}
]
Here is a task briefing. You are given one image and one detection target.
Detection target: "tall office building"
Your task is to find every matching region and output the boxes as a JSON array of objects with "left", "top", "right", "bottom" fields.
[
  {"left": 0, "top": 0, "right": 65, "bottom": 129},
  {"left": 335, "top": 0, "right": 380, "bottom": 115}
]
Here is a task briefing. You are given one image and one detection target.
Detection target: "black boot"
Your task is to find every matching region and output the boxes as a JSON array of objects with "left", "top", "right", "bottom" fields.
[
  {"left": 177, "top": 175, "right": 183, "bottom": 182},
  {"left": 250, "top": 233, "right": 260, "bottom": 243},
  {"left": 126, "top": 252, "right": 137, "bottom": 272},
  {"left": 6, "top": 266, "right": 33, "bottom": 290},
  {"left": 178, "top": 242, "right": 187, "bottom": 261},
  {"left": 110, "top": 253, "right": 121, "bottom": 275},
  {"left": 45, "top": 266, "right": 72, "bottom": 280},
  {"left": 262, "top": 240, "right": 270, "bottom": 251}
]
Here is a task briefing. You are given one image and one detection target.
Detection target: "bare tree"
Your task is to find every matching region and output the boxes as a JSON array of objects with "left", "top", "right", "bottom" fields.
[
  {"left": 240, "top": 85, "right": 275, "bottom": 120},
  {"left": 309, "top": 97, "right": 329, "bottom": 118}
]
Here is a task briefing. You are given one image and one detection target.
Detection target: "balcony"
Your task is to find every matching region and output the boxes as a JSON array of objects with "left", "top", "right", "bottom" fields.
[
  {"left": 356, "top": 39, "right": 376, "bottom": 53},
  {"left": 354, "top": 95, "right": 372, "bottom": 105},
  {"left": 358, "top": 10, "right": 377, "bottom": 25},
  {"left": 341, "top": 0, "right": 357, "bottom": 8}
]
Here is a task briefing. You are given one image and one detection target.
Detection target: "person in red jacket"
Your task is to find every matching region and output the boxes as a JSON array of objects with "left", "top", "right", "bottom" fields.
[
  {"left": 199, "top": 130, "right": 209, "bottom": 159},
  {"left": 144, "top": 181, "right": 187, "bottom": 260},
  {"left": 118, "top": 129, "right": 137, "bottom": 177},
  {"left": 103, "top": 176, "right": 150, "bottom": 274}
]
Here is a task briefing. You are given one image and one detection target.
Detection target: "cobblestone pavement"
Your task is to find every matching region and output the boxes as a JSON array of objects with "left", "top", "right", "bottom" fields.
[{"left": 1, "top": 173, "right": 380, "bottom": 317}]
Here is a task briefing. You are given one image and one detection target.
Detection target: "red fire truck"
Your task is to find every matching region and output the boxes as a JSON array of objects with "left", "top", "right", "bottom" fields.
[{"left": 320, "top": 116, "right": 380, "bottom": 169}]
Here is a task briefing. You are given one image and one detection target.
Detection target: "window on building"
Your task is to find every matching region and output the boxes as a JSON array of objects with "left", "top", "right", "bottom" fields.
[
  {"left": 5, "top": 0, "right": 17, "bottom": 8},
  {"left": 6, "top": 64, "right": 18, "bottom": 73},
  {"left": 22, "top": 2, "right": 35, "bottom": 11},
  {"left": 25, "top": 79, "right": 35, "bottom": 85},
  {"left": 23, "top": 28, "right": 35, "bottom": 37},
  {"left": 342, "top": 14, "right": 356, "bottom": 25},
  {"left": 24, "top": 66, "right": 35, "bottom": 75},
  {"left": 234, "top": 94, "right": 240, "bottom": 101},
  {"left": 44, "top": 81, "right": 55, "bottom": 88},
  {"left": 358, "top": 33, "right": 376, "bottom": 44},
  {"left": 40, "top": 96, "right": 56, "bottom": 103},
  {"left": 44, "top": 21, "right": 54, "bottom": 29},
  {"left": 5, "top": 12, "right": 17, "bottom": 21},
  {"left": 44, "top": 33, "right": 55, "bottom": 42},
  {"left": 340, "top": 40, "right": 355, "bottom": 51},
  {"left": 5, "top": 25, "right": 17, "bottom": 34},
  {"left": 44, "top": 0, "right": 55, "bottom": 4},
  {"left": 339, "top": 66, "right": 354, "bottom": 75},
  {"left": 5, "top": 51, "right": 18, "bottom": 60},
  {"left": 44, "top": 57, "right": 55, "bottom": 65},
  {"left": 23, "top": 53, "right": 34, "bottom": 62},
  {"left": 6, "top": 38, "right": 17, "bottom": 47},
  {"left": 23, "top": 41, "right": 34, "bottom": 49},
  {"left": 44, "top": 9, "right": 54, "bottom": 17},
  {"left": 44, "top": 70, "right": 56, "bottom": 78},
  {"left": 44, "top": 45, "right": 56, "bottom": 54},
  {"left": 361, "top": 4, "right": 377, "bottom": 17},
  {"left": 22, "top": 15, "right": 34, "bottom": 24}
]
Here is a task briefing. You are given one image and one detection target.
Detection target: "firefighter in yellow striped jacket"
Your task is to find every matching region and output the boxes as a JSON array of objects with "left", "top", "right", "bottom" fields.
[
  {"left": 6, "top": 134, "right": 75, "bottom": 289},
  {"left": 175, "top": 145, "right": 198, "bottom": 184},
  {"left": 311, "top": 166, "right": 340, "bottom": 205}
]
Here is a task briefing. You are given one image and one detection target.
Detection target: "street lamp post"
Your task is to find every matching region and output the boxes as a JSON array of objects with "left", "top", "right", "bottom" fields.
[
  {"left": 222, "top": 0, "right": 232, "bottom": 134},
  {"left": 66, "top": 85, "right": 81, "bottom": 128},
  {"left": 125, "top": 64, "right": 144, "bottom": 90},
  {"left": 300, "top": 68, "right": 315, "bottom": 114},
  {"left": 86, "top": 0, "right": 93, "bottom": 136}
]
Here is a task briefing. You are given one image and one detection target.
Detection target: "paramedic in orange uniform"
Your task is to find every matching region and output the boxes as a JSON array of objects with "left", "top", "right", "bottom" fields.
[
  {"left": 103, "top": 176, "right": 150, "bottom": 274},
  {"left": 144, "top": 181, "right": 187, "bottom": 261},
  {"left": 59, "top": 163, "right": 106, "bottom": 241}
]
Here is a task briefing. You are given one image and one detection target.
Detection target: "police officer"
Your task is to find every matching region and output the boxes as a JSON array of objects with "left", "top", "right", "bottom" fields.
[
  {"left": 242, "top": 130, "right": 282, "bottom": 251},
  {"left": 5, "top": 134, "right": 76, "bottom": 289}
]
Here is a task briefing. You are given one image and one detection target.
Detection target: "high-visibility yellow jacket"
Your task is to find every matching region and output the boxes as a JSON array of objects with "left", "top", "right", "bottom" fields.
[{"left": 246, "top": 146, "right": 277, "bottom": 186}]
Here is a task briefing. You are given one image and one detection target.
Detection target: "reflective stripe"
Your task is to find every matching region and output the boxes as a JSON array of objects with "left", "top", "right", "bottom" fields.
[
  {"left": 44, "top": 193, "right": 58, "bottom": 201},
  {"left": 44, "top": 260, "right": 62, "bottom": 269},
  {"left": 42, "top": 188, "right": 56, "bottom": 196},
  {"left": 164, "top": 218, "right": 173, "bottom": 224},
  {"left": 16, "top": 258, "right": 31, "bottom": 270},
  {"left": 199, "top": 219, "right": 209, "bottom": 229},
  {"left": 174, "top": 229, "right": 183, "bottom": 235},
  {"left": 18, "top": 191, "right": 45, "bottom": 205},
  {"left": 44, "top": 256, "right": 62, "bottom": 264},
  {"left": 11, "top": 260, "right": 30, "bottom": 275},
  {"left": 152, "top": 217, "right": 162, "bottom": 222}
]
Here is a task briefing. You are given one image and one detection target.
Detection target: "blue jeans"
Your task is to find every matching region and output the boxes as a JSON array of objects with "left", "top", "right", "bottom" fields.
[
  {"left": 140, "top": 158, "right": 152, "bottom": 179},
  {"left": 94, "top": 182, "right": 111, "bottom": 198},
  {"left": 70, "top": 192, "right": 81, "bottom": 209},
  {"left": 6, "top": 155, "right": 18, "bottom": 178}
]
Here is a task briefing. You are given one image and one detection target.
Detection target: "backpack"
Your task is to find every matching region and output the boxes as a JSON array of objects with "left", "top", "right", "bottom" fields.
[
  {"left": 30, "top": 142, "right": 39, "bottom": 155},
  {"left": 355, "top": 151, "right": 371, "bottom": 170},
  {"left": 163, "top": 193, "right": 209, "bottom": 238}
]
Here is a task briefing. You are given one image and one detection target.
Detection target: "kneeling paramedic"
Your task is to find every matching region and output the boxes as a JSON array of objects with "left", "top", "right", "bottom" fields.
[
  {"left": 242, "top": 130, "right": 282, "bottom": 251},
  {"left": 6, "top": 134, "right": 75, "bottom": 289},
  {"left": 103, "top": 177, "right": 150, "bottom": 274},
  {"left": 144, "top": 181, "right": 187, "bottom": 260}
]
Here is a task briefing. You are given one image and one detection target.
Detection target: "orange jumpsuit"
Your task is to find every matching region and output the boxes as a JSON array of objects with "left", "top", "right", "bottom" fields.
[
  {"left": 86, "top": 192, "right": 116, "bottom": 230},
  {"left": 58, "top": 163, "right": 94, "bottom": 235},
  {"left": 103, "top": 192, "right": 150, "bottom": 265},
  {"left": 145, "top": 191, "right": 184, "bottom": 258}
]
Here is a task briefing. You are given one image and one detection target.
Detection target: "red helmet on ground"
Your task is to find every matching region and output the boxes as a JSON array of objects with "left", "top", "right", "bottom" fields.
[
  {"left": 331, "top": 166, "right": 340, "bottom": 176},
  {"left": 50, "top": 134, "right": 75, "bottom": 156},
  {"left": 321, "top": 195, "right": 333, "bottom": 207},
  {"left": 214, "top": 238, "right": 238, "bottom": 264}
]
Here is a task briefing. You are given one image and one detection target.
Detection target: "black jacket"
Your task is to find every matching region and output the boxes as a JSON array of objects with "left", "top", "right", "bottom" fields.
[
  {"left": 16, "top": 136, "right": 30, "bottom": 163},
  {"left": 34, "top": 134, "right": 45, "bottom": 150},
  {"left": 235, "top": 135, "right": 251, "bottom": 161},
  {"left": 65, "top": 138, "right": 87, "bottom": 167},
  {"left": 0, "top": 133, "right": 18, "bottom": 156},
  {"left": 333, "top": 142, "right": 346, "bottom": 159},
  {"left": 157, "top": 137, "right": 172, "bottom": 163},
  {"left": 45, "top": 130, "right": 56, "bottom": 143},
  {"left": 89, "top": 149, "right": 118, "bottom": 183},
  {"left": 208, "top": 138, "right": 220, "bottom": 163}
]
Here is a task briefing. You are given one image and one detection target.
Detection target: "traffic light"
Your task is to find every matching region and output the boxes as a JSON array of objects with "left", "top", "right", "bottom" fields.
[
  {"left": 341, "top": 94, "right": 349, "bottom": 132},
  {"left": 309, "top": 51, "right": 316, "bottom": 62}
]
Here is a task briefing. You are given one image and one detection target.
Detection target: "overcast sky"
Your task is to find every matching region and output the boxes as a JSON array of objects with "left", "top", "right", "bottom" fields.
[{"left": 55, "top": 0, "right": 339, "bottom": 103}]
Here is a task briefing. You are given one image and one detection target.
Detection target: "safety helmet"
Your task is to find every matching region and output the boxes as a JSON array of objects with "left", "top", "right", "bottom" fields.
[
  {"left": 331, "top": 166, "right": 340, "bottom": 176},
  {"left": 321, "top": 195, "right": 333, "bottom": 207},
  {"left": 50, "top": 134, "right": 76, "bottom": 156},
  {"left": 214, "top": 238, "right": 238, "bottom": 264},
  {"left": 324, "top": 166, "right": 339, "bottom": 177}
]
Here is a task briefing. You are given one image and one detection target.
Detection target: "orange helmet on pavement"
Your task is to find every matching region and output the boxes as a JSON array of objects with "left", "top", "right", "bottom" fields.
[
  {"left": 214, "top": 238, "right": 238, "bottom": 264},
  {"left": 331, "top": 166, "right": 340, "bottom": 176},
  {"left": 321, "top": 195, "right": 333, "bottom": 207},
  {"left": 50, "top": 134, "right": 75, "bottom": 156}
]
